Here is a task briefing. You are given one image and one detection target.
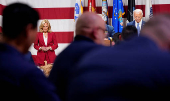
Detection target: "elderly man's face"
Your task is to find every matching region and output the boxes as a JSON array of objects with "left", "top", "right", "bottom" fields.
[{"left": 134, "top": 12, "right": 143, "bottom": 23}]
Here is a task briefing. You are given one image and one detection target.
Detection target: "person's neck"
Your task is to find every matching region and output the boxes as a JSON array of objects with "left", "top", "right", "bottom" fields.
[
  {"left": 2, "top": 37, "right": 28, "bottom": 54},
  {"left": 43, "top": 32, "right": 48, "bottom": 34}
]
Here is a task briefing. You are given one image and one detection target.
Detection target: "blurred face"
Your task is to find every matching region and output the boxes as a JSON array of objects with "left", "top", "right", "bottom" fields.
[
  {"left": 31, "top": 27, "right": 38, "bottom": 43},
  {"left": 25, "top": 26, "right": 38, "bottom": 54},
  {"left": 134, "top": 11, "right": 143, "bottom": 23},
  {"left": 43, "top": 23, "right": 48, "bottom": 33}
]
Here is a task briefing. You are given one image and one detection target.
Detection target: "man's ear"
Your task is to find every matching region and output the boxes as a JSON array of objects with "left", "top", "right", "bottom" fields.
[
  {"left": 92, "top": 27, "right": 98, "bottom": 39},
  {"left": 93, "top": 27, "right": 100, "bottom": 39}
]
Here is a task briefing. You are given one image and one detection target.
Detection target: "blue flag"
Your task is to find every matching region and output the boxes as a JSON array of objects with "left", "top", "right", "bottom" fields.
[
  {"left": 112, "top": 0, "right": 125, "bottom": 33},
  {"left": 74, "top": 0, "right": 84, "bottom": 22}
]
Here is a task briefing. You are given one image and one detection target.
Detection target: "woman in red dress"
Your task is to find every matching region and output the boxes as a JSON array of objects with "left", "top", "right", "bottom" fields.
[{"left": 34, "top": 19, "right": 58, "bottom": 66}]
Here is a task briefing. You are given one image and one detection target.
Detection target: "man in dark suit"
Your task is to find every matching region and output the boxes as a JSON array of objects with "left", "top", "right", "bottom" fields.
[
  {"left": 105, "top": 24, "right": 115, "bottom": 45},
  {"left": 127, "top": 9, "right": 145, "bottom": 36},
  {"left": 67, "top": 13, "right": 170, "bottom": 101},
  {"left": 48, "top": 12, "right": 106, "bottom": 101},
  {"left": 0, "top": 3, "right": 60, "bottom": 101}
]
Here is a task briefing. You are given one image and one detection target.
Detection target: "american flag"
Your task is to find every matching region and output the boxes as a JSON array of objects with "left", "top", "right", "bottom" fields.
[
  {"left": 149, "top": 5, "right": 153, "bottom": 18},
  {"left": 0, "top": 0, "right": 170, "bottom": 61},
  {"left": 145, "top": 0, "right": 153, "bottom": 21}
]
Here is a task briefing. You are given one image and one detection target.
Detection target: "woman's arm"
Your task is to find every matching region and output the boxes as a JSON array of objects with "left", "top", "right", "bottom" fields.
[
  {"left": 34, "top": 33, "right": 41, "bottom": 50},
  {"left": 50, "top": 33, "right": 58, "bottom": 50}
]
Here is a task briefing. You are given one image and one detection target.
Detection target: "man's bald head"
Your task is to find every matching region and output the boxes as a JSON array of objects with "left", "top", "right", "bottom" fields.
[
  {"left": 76, "top": 12, "right": 104, "bottom": 35},
  {"left": 75, "top": 11, "right": 106, "bottom": 45},
  {"left": 141, "top": 13, "right": 170, "bottom": 51}
]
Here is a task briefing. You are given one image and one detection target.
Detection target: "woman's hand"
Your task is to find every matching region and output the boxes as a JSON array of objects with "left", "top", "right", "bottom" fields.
[
  {"left": 46, "top": 47, "right": 52, "bottom": 51},
  {"left": 41, "top": 47, "right": 48, "bottom": 52}
]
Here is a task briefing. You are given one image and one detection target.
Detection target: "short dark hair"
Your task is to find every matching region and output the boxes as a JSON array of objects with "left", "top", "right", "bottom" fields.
[
  {"left": 112, "top": 32, "right": 121, "bottom": 44},
  {"left": 122, "top": 25, "right": 138, "bottom": 40},
  {"left": 2, "top": 3, "right": 39, "bottom": 39}
]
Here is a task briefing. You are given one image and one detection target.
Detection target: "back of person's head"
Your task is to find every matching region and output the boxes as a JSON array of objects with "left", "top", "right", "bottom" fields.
[
  {"left": 2, "top": 3, "right": 39, "bottom": 39},
  {"left": 141, "top": 13, "right": 170, "bottom": 51},
  {"left": 75, "top": 11, "right": 106, "bottom": 45},
  {"left": 112, "top": 33, "right": 121, "bottom": 45},
  {"left": 121, "top": 25, "right": 138, "bottom": 41}
]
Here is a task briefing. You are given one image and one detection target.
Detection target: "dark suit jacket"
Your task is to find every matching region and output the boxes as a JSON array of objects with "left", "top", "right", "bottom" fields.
[
  {"left": 106, "top": 24, "right": 115, "bottom": 38},
  {"left": 24, "top": 51, "right": 35, "bottom": 64},
  {"left": 67, "top": 36, "right": 170, "bottom": 101},
  {"left": 127, "top": 20, "right": 145, "bottom": 28},
  {"left": 34, "top": 32, "right": 58, "bottom": 66},
  {"left": 48, "top": 35, "right": 104, "bottom": 101},
  {"left": 0, "top": 43, "right": 60, "bottom": 101}
]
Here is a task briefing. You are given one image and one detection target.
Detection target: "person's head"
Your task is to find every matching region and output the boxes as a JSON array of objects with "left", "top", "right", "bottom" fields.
[
  {"left": 76, "top": 11, "right": 106, "bottom": 45},
  {"left": 112, "top": 33, "right": 121, "bottom": 45},
  {"left": 141, "top": 13, "right": 170, "bottom": 51},
  {"left": 121, "top": 25, "right": 138, "bottom": 41},
  {"left": 39, "top": 19, "right": 52, "bottom": 33},
  {"left": 2, "top": 3, "right": 39, "bottom": 53},
  {"left": 98, "top": 13, "right": 108, "bottom": 24},
  {"left": 133, "top": 9, "right": 143, "bottom": 23}
]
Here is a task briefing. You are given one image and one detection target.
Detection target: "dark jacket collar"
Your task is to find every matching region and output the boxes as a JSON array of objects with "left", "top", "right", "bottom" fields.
[{"left": 74, "top": 35, "right": 94, "bottom": 42}]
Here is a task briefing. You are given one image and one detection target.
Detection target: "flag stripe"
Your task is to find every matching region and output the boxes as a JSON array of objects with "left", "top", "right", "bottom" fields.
[
  {"left": 0, "top": 0, "right": 75, "bottom": 8},
  {"left": 0, "top": 16, "right": 75, "bottom": 32},
  {"left": 0, "top": 4, "right": 5, "bottom": 15},
  {"left": 55, "top": 32, "right": 74, "bottom": 43},
  {"left": 37, "top": 19, "right": 75, "bottom": 32},
  {"left": 0, "top": 6, "right": 74, "bottom": 19},
  {"left": 35, "top": 8, "right": 74, "bottom": 19},
  {"left": 0, "top": 28, "right": 73, "bottom": 43}
]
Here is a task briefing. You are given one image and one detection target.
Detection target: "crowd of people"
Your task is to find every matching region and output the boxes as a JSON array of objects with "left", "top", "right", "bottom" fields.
[{"left": 1, "top": 2, "right": 170, "bottom": 101}]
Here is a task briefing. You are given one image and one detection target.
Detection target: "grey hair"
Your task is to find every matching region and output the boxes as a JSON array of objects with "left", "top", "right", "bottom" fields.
[{"left": 133, "top": 9, "right": 143, "bottom": 16}]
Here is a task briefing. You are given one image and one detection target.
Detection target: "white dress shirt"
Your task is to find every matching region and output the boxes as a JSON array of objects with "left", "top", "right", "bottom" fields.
[
  {"left": 43, "top": 33, "right": 47, "bottom": 46},
  {"left": 135, "top": 20, "right": 143, "bottom": 30}
]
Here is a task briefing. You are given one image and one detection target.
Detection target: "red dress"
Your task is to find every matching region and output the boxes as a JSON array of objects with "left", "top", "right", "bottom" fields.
[{"left": 34, "top": 32, "right": 58, "bottom": 66}]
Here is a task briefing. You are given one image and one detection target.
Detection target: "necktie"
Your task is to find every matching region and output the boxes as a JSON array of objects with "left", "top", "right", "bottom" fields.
[{"left": 137, "top": 23, "right": 140, "bottom": 36}]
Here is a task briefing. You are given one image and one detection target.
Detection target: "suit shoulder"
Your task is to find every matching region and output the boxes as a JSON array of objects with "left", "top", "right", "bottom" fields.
[
  {"left": 127, "top": 21, "right": 134, "bottom": 26},
  {"left": 49, "top": 32, "right": 55, "bottom": 35}
]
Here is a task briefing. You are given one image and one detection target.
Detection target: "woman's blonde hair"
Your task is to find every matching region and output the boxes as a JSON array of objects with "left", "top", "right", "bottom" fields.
[{"left": 39, "top": 19, "right": 52, "bottom": 33}]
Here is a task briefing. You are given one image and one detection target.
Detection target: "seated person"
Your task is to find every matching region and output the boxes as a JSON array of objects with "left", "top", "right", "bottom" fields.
[
  {"left": 121, "top": 25, "right": 138, "bottom": 41},
  {"left": 112, "top": 32, "right": 122, "bottom": 45},
  {"left": 106, "top": 24, "right": 115, "bottom": 40},
  {"left": 48, "top": 12, "right": 106, "bottom": 101},
  {"left": 112, "top": 26, "right": 138, "bottom": 46},
  {"left": 0, "top": 3, "right": 60, "bottom": 101}
]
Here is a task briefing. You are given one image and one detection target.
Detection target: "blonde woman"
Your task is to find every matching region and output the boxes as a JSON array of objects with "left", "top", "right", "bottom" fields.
[{"left": 34, "top": 19, "right": 58, "bottom": 66}]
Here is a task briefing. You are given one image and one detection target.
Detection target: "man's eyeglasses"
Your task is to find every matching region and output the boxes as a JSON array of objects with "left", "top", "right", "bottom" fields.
[{"left": 97, "top": 27, "right": 106, "bottom": 33}]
